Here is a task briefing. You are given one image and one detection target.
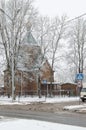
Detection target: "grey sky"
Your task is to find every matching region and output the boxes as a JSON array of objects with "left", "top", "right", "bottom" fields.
[{"left": 35, "top": 0, "right": 86, "bottom": 19}]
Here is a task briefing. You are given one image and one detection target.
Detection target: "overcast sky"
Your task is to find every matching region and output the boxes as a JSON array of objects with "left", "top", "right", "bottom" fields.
[{"left": 35, "top": 0, "right": 86, "bottom": 19}]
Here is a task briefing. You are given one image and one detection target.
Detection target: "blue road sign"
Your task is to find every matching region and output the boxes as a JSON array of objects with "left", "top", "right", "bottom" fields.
[
  {"left": 76, "top": 73, "right": 84, "bottom": 80},
  {"left": 42, "top": 80, "right": 47, "bottom": 84}
]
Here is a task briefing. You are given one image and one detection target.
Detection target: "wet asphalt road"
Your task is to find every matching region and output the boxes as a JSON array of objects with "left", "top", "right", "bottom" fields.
[{"left": 0, "top": 109, "right": 86, "bottom": 127}]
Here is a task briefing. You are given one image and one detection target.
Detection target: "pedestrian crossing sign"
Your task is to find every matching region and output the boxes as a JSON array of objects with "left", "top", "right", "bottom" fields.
[{"left": 76, "top": 73, "right": 84, "bottom": 80}]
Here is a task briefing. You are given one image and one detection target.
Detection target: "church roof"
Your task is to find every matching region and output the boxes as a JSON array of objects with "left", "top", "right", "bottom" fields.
[{"left": 23, "top": 31, "right": 37, "bottom": 45}]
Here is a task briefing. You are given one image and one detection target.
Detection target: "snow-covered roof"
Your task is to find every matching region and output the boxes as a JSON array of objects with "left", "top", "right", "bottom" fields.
[{"left": 22, "top": 31, "right": 37, "bottom": 45}]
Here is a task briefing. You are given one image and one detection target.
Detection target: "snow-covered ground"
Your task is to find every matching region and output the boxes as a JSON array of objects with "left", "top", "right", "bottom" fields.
[
  {"left": 0, "top": 96, "right": 86, "bottom": 112},
  {"left": 64, "top": 104, "right": 86, "bottom": 110},
  {"left": 0, "top": 96, "right": 86, "bottom": 111},
  {"left": 0, "top": 118, "right": 86, "bottom": 130},
  {"left": 0, "top": 96, "right": 86, "bottom": 129},
  {"left": 0, "top": 96, "right": 79, "bottom": 105}
]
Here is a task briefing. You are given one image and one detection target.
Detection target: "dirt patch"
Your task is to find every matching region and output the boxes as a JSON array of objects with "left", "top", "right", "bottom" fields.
[{"left": 0, "top": 101, "right": 80, "bottom": 113}]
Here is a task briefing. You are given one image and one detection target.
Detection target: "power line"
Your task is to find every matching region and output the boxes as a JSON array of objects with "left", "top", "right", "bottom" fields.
[
  {"left": 66, "top": 13, "right": 86, "bottom": 23},
  {"left": 56, "top": 12, "right": 86, "bottom": 29}
]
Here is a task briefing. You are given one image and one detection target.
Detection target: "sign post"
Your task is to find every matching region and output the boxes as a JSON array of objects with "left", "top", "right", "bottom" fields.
[{"left": 76, "top": 73, "right": 84, "bottom": 96}]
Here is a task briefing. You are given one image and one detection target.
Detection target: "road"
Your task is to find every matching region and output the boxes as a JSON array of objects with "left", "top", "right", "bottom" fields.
[{"left": 0, "top": 109, "right": 86, "bottom": 127}]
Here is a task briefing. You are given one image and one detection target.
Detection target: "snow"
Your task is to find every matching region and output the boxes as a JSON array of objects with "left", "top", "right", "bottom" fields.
[
  {"left": 64, "top": 104, "right": 86, "bottom": 110},
  {"left": 0, "top": 96, "right": 79, "bottom": 105},
  {"left": 0, "top": 119, "right": 85, "bottom": 130},
  {"left": 64, "top": 103, "right": 86, "bottom": 112},
  {"left": 44, "top": 96, "right": 79, "bottom": 103},
  {"left": 0, "top": 96, "right": 86, "bottom": 111},
  {"left": 0, "top": 96, "right": 86, "bottom": 129}
]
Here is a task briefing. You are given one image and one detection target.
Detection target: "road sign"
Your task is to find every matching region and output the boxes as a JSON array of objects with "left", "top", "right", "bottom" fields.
[
  {"left": 76, "top": 73, "right": 84, "bottom": 80},
  {"left": 42, "top": 80, "right": 47, "bottom": 84},
  {"left": 77, "top": 80, "right": 82, "bottom": 87}
]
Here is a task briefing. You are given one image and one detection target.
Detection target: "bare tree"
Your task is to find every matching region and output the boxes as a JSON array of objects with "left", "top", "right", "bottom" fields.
[
  {"left": 0, "top": 0, "right": 37, "bottom": 100},
  {"left": 32, "top": 16, "right": 51, "bottom": 97},
  {"left": 48, "top": 16, "right": 67, "bottom": 80},
  {"left": 33, "top": 16, "right": 51, "bottom": 61},
  {"left": 33, "top": 16, "right": 67, "bottom": 95},
  {"left": 67, "top": 18, "right": 86, "bottom": 81}
]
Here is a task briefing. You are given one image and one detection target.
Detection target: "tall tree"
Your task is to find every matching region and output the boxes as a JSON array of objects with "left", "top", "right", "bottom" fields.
[
  {"left": 48, "top": 16, "right": 67, "bottom": 81},
  {"left": 33, "top": 15, "right": 67, "bottom": 86},
  {"left": 33, "top": 16, "right": 51, "bottom": 62},
  {"left": 0, "top": 0, "right": 36, "bottom": 70},
  {"left": 32, "top": 16, "right": 51, "bottom": 97},
  {"left": 67, "top": 18, "right": 86, "bottom": 81},
  {"left": 0, "top": 0, "right": 37, "bottom": 100}
]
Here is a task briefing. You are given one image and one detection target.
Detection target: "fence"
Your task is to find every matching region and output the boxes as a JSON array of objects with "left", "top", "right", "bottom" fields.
[{"left": 0, "top": 89, "right": 76, "bottom": 98}]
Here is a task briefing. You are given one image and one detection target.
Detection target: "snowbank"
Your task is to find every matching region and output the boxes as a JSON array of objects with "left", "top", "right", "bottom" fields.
[{"left": 0, "top": 119, "right": 85, "bottom": 130}]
